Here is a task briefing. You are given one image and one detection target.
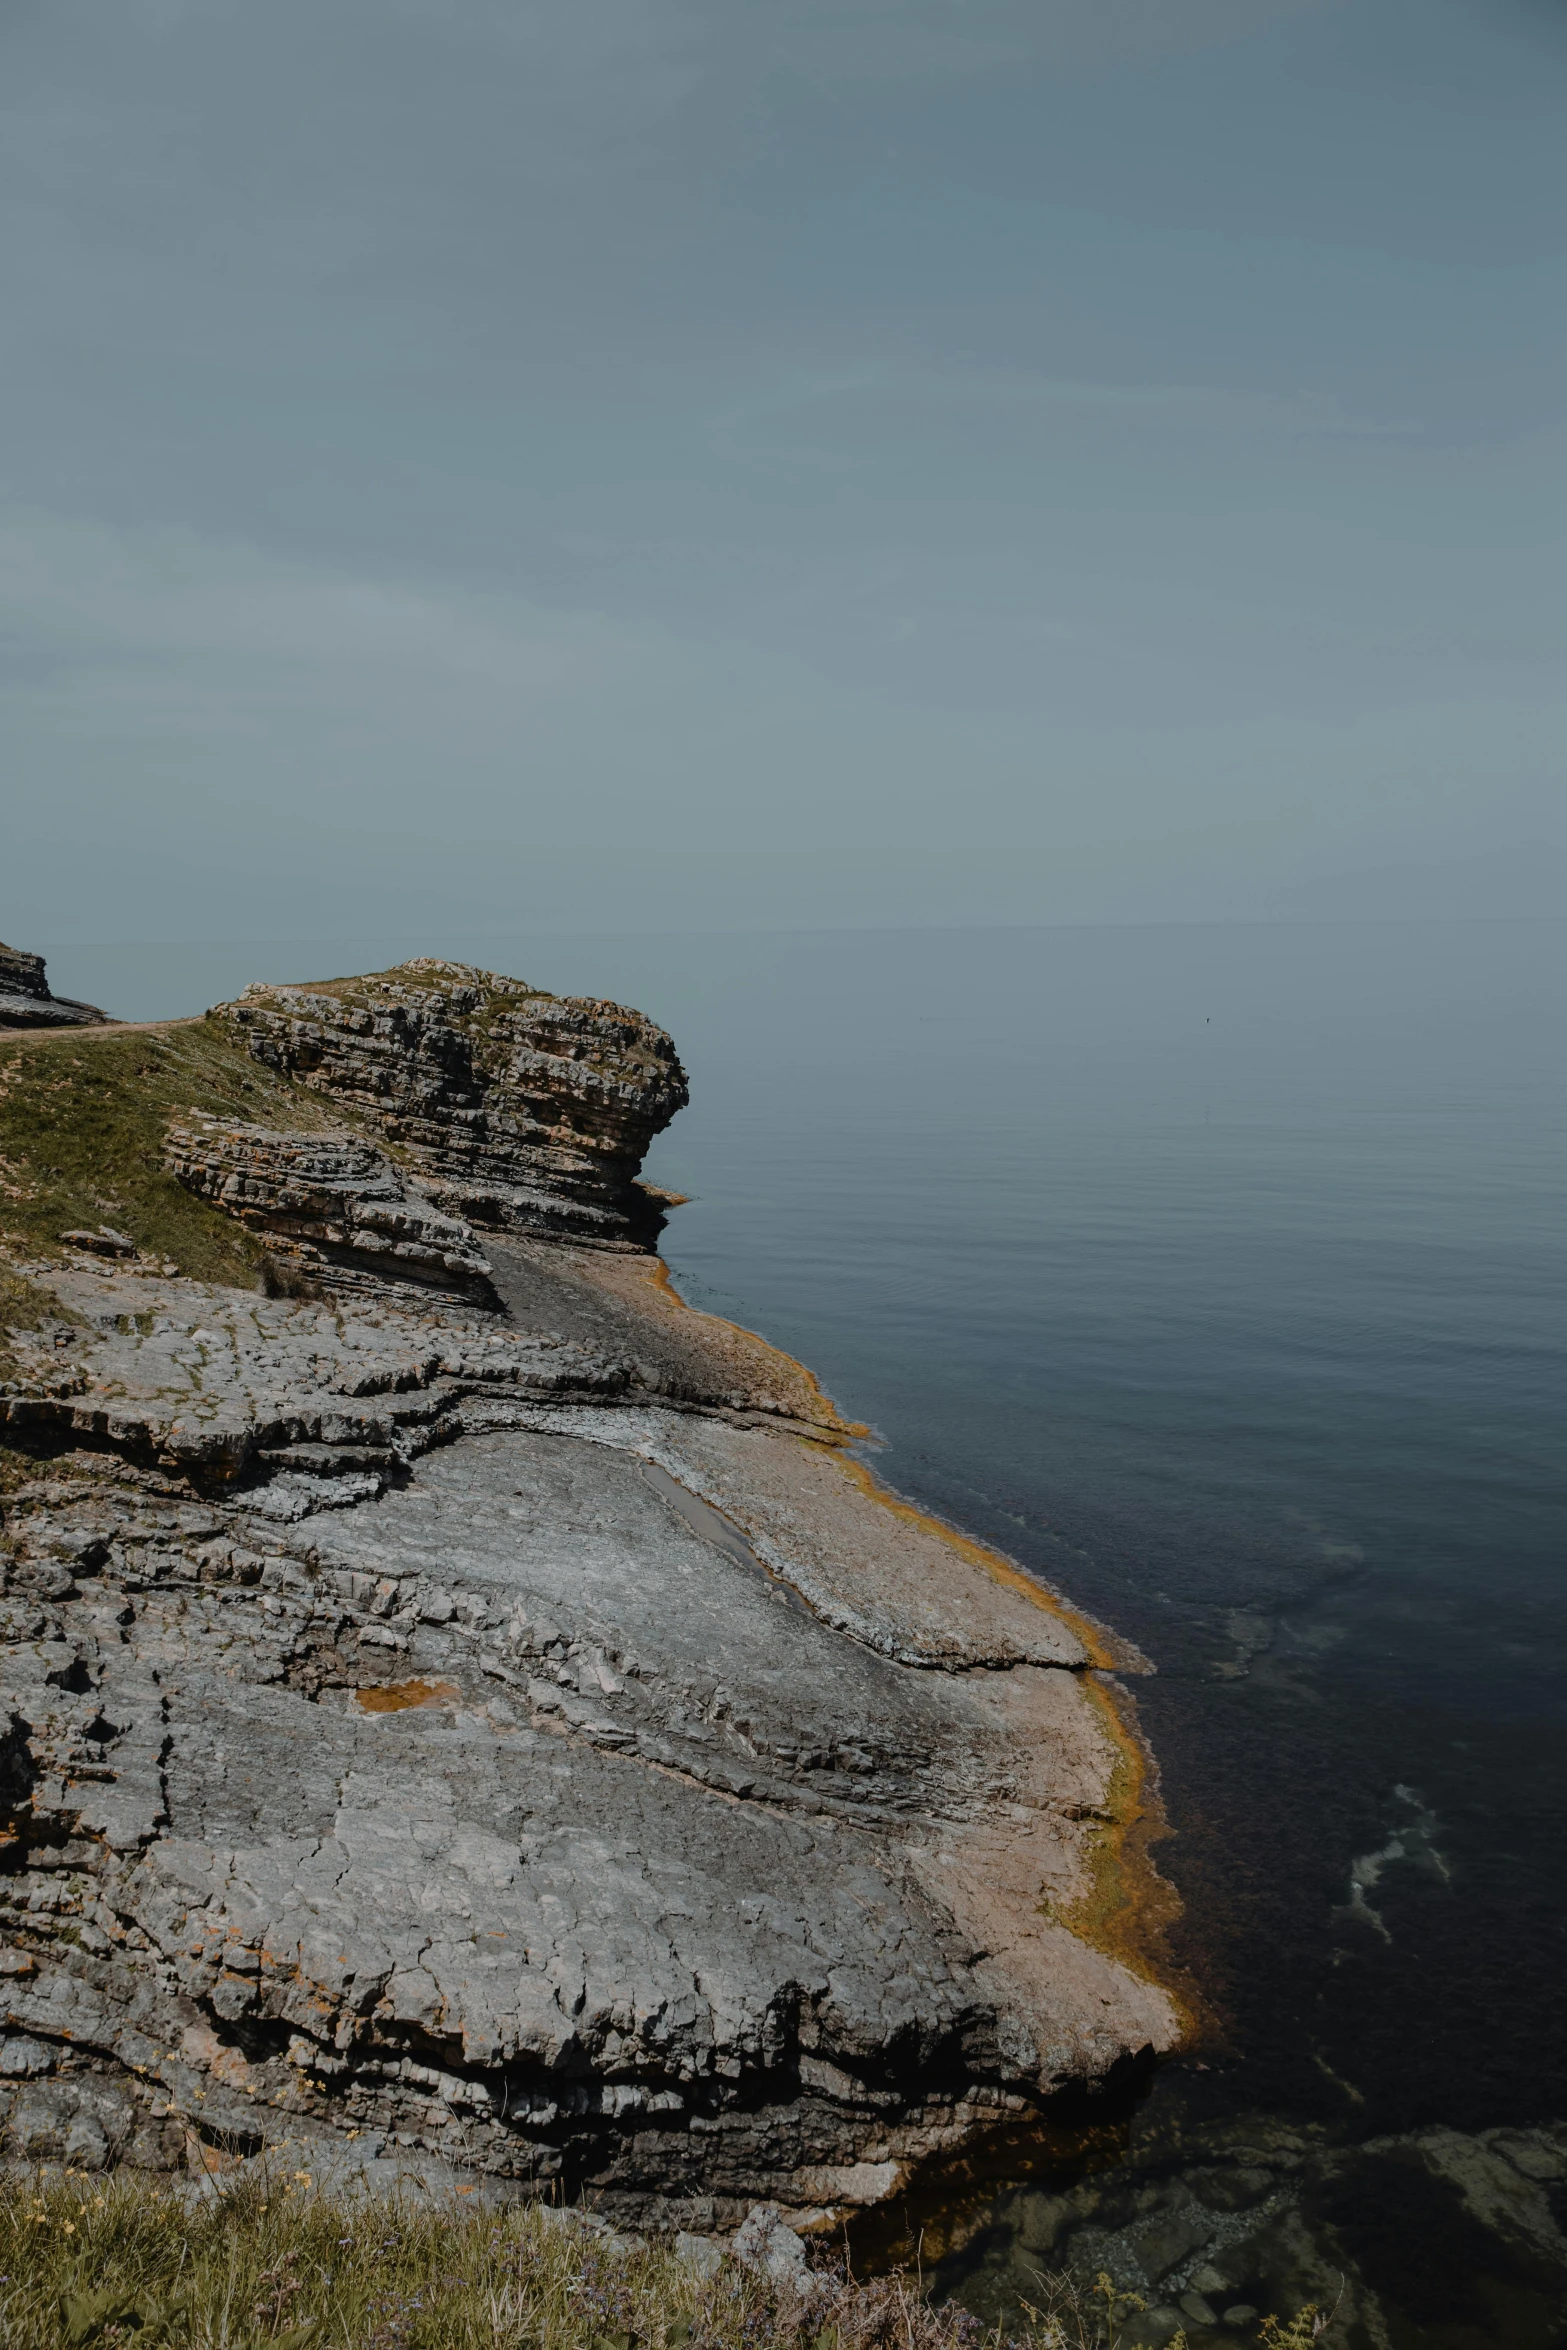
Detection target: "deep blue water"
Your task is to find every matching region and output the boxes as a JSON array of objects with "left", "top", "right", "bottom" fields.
[{"left": 43, "top": 920, "right": 1567, "bottom": 2140}]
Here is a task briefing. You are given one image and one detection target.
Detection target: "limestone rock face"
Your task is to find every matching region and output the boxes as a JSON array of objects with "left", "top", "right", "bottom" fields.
[
  {"left": 0, "top": 965, "right": 1178, "bottom": 2230},
  {"left": 0, "top": 942, "right": 110, "bottom": 1031},
  {"left": 0, "top": 1248, "right": 1177, "bottom": 2227},
  {"left": 164, "top": 1118, "right": 500, "bottom": 1311},
  {"left": 215, "top": 962, "right": 687, "bottom": 1251}
]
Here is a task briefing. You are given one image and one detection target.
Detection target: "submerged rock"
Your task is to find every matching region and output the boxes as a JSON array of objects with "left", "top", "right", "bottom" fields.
[{"left": 945, "top": 2110, "right": 1567, "bottom": 2349}]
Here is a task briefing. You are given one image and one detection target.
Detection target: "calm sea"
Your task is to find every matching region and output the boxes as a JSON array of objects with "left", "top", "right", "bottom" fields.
[{"left": 45, "top": 922, "right": 1567, "bottom": 2161}]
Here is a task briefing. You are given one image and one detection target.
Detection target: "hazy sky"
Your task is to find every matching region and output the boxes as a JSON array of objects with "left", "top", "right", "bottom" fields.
[{"left": 4, "top": 0, "right": 1566, "bottom": 941}]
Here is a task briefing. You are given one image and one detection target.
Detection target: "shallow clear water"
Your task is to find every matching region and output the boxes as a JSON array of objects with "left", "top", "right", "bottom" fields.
[{"left": 44, "top": 921, "right": 1567, "bottom": 2167}]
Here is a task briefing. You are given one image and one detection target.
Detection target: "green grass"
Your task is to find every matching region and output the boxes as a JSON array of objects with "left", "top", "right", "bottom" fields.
[
  {"left": 0, "top": 2175, "right": 1326, "bottom": 2350},
  {"left": 0, "top": 2174, "right": 977, "bottom": 2350},
  {"left": 0, "top": 1018, "right": 353, "bottom": 1288}
]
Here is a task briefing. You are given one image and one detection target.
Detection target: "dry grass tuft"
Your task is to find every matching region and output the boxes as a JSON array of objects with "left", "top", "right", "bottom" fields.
[
  {"left": 0, "top": 1262, "right": 84, "bottom": 1384},
  {"left": 1, "top": 2175, "right": 950, "bottom": 2350},
  {"left": 0, "top": 2175, "right": 1327, "bottom": 2350}
]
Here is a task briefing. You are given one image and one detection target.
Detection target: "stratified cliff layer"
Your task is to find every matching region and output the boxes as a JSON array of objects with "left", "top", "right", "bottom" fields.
[
  {"left": 0, "top": 943, "right": 110, "bottom": 1033},
  {"left": 0, "top": 961, "right": 1179, "bottom": 2231},
  {"left": 217, "top": 962, "right": 688, "bottom": 1252},
  {"left": 163, "top": 1119, "right": 500, "bottom": 1312}
]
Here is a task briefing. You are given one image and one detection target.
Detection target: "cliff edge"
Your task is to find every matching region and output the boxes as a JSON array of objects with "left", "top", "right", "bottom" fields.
[
  {"left": 217, "top": 961, "right": 688, "bottom": 1251},
  {"left": 0, "top": 956, "right": 1179, "bottom": 2232},
  {"left": 0, "top": 943, "right": 111, "bottom": 1033}
]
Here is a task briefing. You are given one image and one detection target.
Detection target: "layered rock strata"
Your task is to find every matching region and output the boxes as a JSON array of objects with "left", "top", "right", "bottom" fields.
[
  {"left": 0, "top": 968, "right": 1179, "bottom": 2230},
  {"left": 0, "top": 1258, "right": 1175, "bottom": 2223},
  {"left": 0, "top": 941, "right": 110, "bottom": 1032},
  {"left": 216, "top": 962, "right": 687, "bottom": 1251},
  {"left": 164, "top": 1118, "right": 499, "bottom": 1312}
]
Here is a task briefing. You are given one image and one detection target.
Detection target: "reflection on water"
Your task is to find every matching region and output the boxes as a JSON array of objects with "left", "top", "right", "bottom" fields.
[{"left": 48, "top": 920, "right": 1567, "bottom": 2337}]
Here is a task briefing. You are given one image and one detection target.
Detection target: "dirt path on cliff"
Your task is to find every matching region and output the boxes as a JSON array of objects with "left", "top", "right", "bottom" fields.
[{"left": 0, "top": 1017, "right": 199, "bottom": 1043}]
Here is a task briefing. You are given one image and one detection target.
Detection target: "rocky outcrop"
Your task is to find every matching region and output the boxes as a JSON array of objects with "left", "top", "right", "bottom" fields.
[
  {"left": 0, "top": 942, "right": 110, "bottom": 1032},
  {"left": 0, "top": 962, "right": 1178, "bottom": 2230},
  {"left": 0, "top": 1247, "right": 1175, "bottom": 2228},
  {"left": 214, "top": 962, "right": 687, "bottom": 1251},
  {"left": 163, "top": 1118, "right": 500, "bottom": 1311}
]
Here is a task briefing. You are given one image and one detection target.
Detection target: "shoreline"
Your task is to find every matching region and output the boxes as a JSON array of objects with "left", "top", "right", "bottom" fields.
[
  {"left": 1, "top": 1234, "right": 1187, "bottom": 2227},
  {"left": 0, "top": 962, "right": 1185, "bottom": 2233},
  {"left": 634, "top": 1246, "right": 1190, "bottom": 2036}
]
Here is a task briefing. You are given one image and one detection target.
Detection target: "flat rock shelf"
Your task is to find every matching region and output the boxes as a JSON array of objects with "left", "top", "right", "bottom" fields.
[{"left": 0, "top": 959, "right": 1178, "bottom": 2236}]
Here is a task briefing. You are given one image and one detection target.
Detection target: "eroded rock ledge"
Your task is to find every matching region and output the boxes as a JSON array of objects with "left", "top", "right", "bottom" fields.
[
  {"left": 0, "top": 942, "right": 110, "bottom": 1033},
  {"left": 0, "top": 964, "right": 1178, "bottom": 2232},
  {"left": 216, "top": 961, "right": 688, "bottom": 1252},
  {"left": 164, "top": 1119, "right": 500, "bottom": 1313}
]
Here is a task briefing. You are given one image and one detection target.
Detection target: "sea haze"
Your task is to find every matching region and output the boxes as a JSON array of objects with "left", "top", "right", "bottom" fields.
[{"left": 48, "top": 919, "right": 1567, "bottom": 2147}]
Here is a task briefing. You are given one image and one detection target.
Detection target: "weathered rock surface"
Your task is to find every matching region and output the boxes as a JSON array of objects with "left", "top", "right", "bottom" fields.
[
  {"left": 483, "top": 1238, "right": 850, "bottom": 1433},
  {"left": 0, "top": 941, "right": 110, "bottom": 1032},
  {"left": 164, "top": 1117, "right": 499, "bottom": 1312},
  {"left": 0, "top": 1259, "right": 1173, "bottom": 2225},
  {"left": 0, "top": 966, "right": 1177, "bottom": 2232},
  {"left": 216, "top": 961, "right": 687, "bottom": 1251}
]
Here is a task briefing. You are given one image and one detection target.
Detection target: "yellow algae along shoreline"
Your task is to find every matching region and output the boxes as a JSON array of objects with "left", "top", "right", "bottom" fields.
[
  {"left": 634, "top": 1247, "right": 1185, "bottom": 1992},
  {"left": 586, "top": 1243, "right": 1194, "bottom": 2057},
  {"left": 577, "top": 1246, "right": 1198, "bottom": 2255}
]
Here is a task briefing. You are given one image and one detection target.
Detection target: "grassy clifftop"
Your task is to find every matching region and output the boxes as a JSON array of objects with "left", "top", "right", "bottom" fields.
[{"left": 0, "top": 1016, "right": 349, "bottom": 1290}]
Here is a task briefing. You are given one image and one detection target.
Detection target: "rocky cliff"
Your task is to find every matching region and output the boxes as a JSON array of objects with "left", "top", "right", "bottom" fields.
[
  {"left": 216, "top": 961, "right": 688, "bottom": 1251},
  {"left": 163, "top": 1119, "right": 500, "bottom": 1312},
  {"left": 0, "top": 943, "right": 110, "bottom": 1032},
  {"left": 0, "top": 962, "right": 1179, "bottom": 2232}
]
